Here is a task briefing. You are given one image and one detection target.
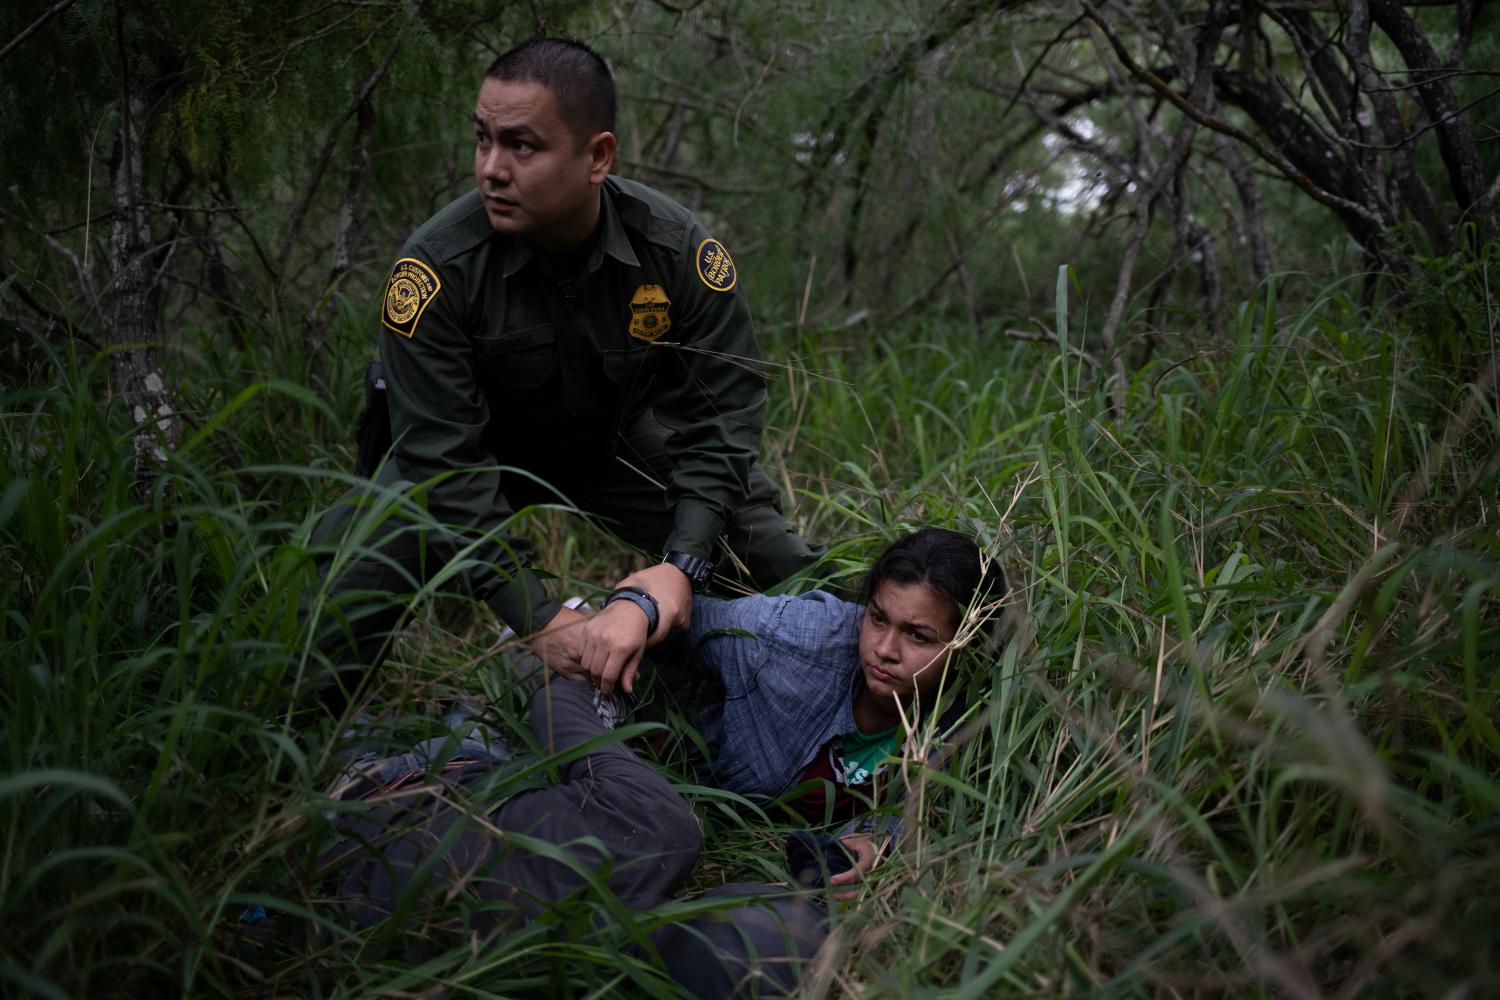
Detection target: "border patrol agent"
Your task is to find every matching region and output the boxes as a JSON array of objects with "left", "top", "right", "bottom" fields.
[{"left": 315, "top": 38, "right": 820, "bottom": 698}]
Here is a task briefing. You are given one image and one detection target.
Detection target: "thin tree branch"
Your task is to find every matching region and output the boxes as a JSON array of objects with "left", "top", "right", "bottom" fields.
[
  {"left": 307, "top": 91, "right": 377, "bottom": 357},
  {"left": 995, "top": 13, "right": 1086, "bottom": 125},
  {"left": 1341, "top": 83, "right": 1500, "bottom": 152},
  {"left": 0, "top": 261, "right": 103, "bottom": 350},
  {"left": 1080, "top": 1, "right": 1389, "bottom": 232},
  {"left": 42, "top": 234, "right": 104, "bottom": 326},
  {"left": 1210, "top": 134, "right": 1271, "bottom": 286},
  {"left": 0, "top": 0, "right": 79, "bottom": 64},
  {"left": 273, "top": 39, "right": 400, "bottom": 290},
  {"left": 1002, "top": 326, "right": 1100, "bottom": 366}
]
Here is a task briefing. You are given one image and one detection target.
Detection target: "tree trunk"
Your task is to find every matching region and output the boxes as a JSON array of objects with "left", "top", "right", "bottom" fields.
[
  {"left": 1341, "top": 1, "right": 1444, "bottom": 248},
  {"left": 1368, "top": 0, "right": 1489, "bottom": 232},
  {"left": 1211, "top": 134, "right": 1270, "bottom": 287},
  {"left": 275, "top": 44, "right": 399, "bottom": 293},
  {"left": 107, "top": 88, "right": 180, "bottom": 493}
]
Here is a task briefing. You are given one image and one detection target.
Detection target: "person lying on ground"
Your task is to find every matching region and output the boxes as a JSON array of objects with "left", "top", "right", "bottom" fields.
[
  {"left": 581, "top": 526, "right": 1006, "bottom": 897},
  {"left": 317, "top": 675, "right": 700, "bottom": 948},
  {"left": 305, "top": 668, "right": 830, "bottom": 996}
]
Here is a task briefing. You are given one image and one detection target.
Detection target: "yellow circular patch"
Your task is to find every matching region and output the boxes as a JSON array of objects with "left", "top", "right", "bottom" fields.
[
  {"left": 385, "top": 276, "right": 422, "bottom": 325},
  {"left": 380, "top": 258, "right": 442, "bottom": 339},
  {"left": 695, "top": 238, "right": 737, "bottom": 292}
]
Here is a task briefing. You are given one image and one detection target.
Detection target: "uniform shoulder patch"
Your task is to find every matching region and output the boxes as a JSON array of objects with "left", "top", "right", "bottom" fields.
[
  {"left": 381, "top": 258, "right": 442, "bottom": 338},
  {"left": 694, "top": 238, "right": 737, "bottom": 292},
  {"left": 628, "top": 284, "right": 672, "bottom": 342}
]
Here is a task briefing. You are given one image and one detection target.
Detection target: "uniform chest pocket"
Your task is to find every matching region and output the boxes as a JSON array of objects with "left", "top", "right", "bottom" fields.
[
  {"left": 600, "top": 344, "right": 656, "bottom": 391},
  {"left": 473, "top": 323, "right": 556, "bottom": 392}
]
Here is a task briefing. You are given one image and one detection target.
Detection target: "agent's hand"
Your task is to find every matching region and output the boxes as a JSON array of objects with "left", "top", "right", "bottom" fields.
[
  {"left": 528, "top": 605, "right": 590, "bottom": 678},
  {"left": 615, "top": 562, "right": 694, "bottom": 635},
  {"left": 577, "top": 562, "right": 694, "bottom": 697},
  {"left": 828, "top": 832, "right": 879, "bottom": 902},
  {"left": 580, "top": 599, "right": 652, "bottom": 697}
]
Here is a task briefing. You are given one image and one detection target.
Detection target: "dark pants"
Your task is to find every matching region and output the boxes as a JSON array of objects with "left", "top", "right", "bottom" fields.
[
  {"left": 321, "top": 680, "right": 827, "bottom": 995},
  {"left": 323, "top": 679, "right": 701, "bottom": 940},
  {"left": 310, "top": 406, "right": 821, "bottom": 682},
  {"left": 653, "top": 883, "right": 830, "bottom": 998}
]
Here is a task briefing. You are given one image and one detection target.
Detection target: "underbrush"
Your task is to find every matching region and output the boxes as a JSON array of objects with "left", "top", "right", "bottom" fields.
[{"left": 1, "top": 273, "right": 1497, "bottom": 997}]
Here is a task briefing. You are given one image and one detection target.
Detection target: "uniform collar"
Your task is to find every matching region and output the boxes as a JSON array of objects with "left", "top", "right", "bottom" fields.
[
  {"left": 591, "top": 183, "right": 641, "bottom": 271},
  {"left": 499, "top": 183, "right": 640, "bottom": 279}
]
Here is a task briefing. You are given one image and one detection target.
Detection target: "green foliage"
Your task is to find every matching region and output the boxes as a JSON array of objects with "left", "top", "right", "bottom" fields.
[
  {"left": 1399, "top": 232, "right": 1500, "bottom": 370},
  {"left": 2, "top": 1, "right": 1498, "bottom": 994},
  {"left": 3, "top": 262, "right": 1498, "bottom": 994},
  {"left": 5, "top": 0, "right": 1493, "bottom": 371}
]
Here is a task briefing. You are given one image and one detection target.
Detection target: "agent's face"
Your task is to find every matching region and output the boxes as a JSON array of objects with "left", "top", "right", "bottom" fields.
[
  {"left": 472, "top": 78, "right": 615, "bottom": 250},
  {"left": 858, "top": 580, "right": 960, "bottom": 706}
]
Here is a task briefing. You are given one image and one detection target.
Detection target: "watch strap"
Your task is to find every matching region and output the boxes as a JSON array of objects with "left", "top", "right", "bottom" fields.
[
  {"left": 605, "top": 586, "right": 660, "bottom": 636},
  {"left": 662, "top": 550, "right": 713, "bottom": 594}
]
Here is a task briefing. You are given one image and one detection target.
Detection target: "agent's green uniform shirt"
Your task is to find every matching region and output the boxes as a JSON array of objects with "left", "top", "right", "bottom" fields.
[{"left": 377, "top": 176, "right": 765, "bottom": 634}]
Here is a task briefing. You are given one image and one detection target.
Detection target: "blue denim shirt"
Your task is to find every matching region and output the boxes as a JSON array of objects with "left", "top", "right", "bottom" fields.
[{"left": 684, "top": 590, "right": 865, "bottom": 798}]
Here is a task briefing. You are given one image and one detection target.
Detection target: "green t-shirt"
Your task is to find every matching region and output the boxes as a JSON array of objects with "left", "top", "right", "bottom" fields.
[{"left": 839, "top": 726, "right": 899, "bottom": 786}]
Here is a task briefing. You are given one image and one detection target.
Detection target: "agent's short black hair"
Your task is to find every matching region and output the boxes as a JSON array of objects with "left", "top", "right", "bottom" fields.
[
  {"left": 863, "top": 528, "right": 1006, "bottom": 637},
  {"left": 485, "top": 37, "right": 616, "bottom": 148}
]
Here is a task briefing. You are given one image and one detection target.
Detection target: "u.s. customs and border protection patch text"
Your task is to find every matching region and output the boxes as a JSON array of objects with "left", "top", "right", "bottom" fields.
[
  {"left": 382, "top": 258, "right": 442, "bottom": 338},
  {"left": 628, "top": 284, "right": 672, "bottom": 342},
  {"left": 695, "top": 238, "right": 737, "bottom": 292}
]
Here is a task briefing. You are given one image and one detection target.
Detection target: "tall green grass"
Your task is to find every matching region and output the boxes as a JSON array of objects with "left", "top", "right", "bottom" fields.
[
  {"left": 766, "top": 272, "right": 1499, "bottom": 996},
  {"left": 2, "top": 263, "right": 1497, "bottom": 996}
]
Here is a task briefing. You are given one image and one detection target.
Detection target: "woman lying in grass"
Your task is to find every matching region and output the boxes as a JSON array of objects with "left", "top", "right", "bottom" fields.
[
  {"left": 287, "top": 528, "right": 998, "bottom": 995},
  {"left": 584, "top": 527, "right": 1006, "bottom": 892}
]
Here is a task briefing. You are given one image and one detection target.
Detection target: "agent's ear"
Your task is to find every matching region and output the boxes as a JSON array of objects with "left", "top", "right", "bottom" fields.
[{"left": 586, "top": 131, "right": 616, "bottom": 183}]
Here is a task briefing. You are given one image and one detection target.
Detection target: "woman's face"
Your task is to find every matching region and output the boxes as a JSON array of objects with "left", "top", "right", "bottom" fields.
[{"left": 858, "top": 579, "right": 960, "bottom": 705}]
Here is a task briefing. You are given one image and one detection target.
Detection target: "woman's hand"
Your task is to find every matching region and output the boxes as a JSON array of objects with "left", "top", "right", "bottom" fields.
[
  {"left": 580, "top": 599, "right": 652, "bottom": 696},
  {"left": 827, "top": 832, "right": 880, "bottom": 901},
  {"left": 529, "top": 605, "right": 590, "bottom": 678}
]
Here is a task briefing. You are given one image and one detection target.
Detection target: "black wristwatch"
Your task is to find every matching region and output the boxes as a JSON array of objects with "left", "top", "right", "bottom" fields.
[
  {"left": 662, "top": 550, "right": 713, "bottom": 594},
  {"left": 605, "top": 585, "right": 660, "bottom": 636}
]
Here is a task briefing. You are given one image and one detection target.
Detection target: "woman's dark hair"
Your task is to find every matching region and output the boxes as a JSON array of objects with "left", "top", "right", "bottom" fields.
[
  {"left": 862, "top": 528, "right": 1005, "bottom": 635},
  {"left": 486, "top": 38, "right": 616, "bottom": 148}
]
